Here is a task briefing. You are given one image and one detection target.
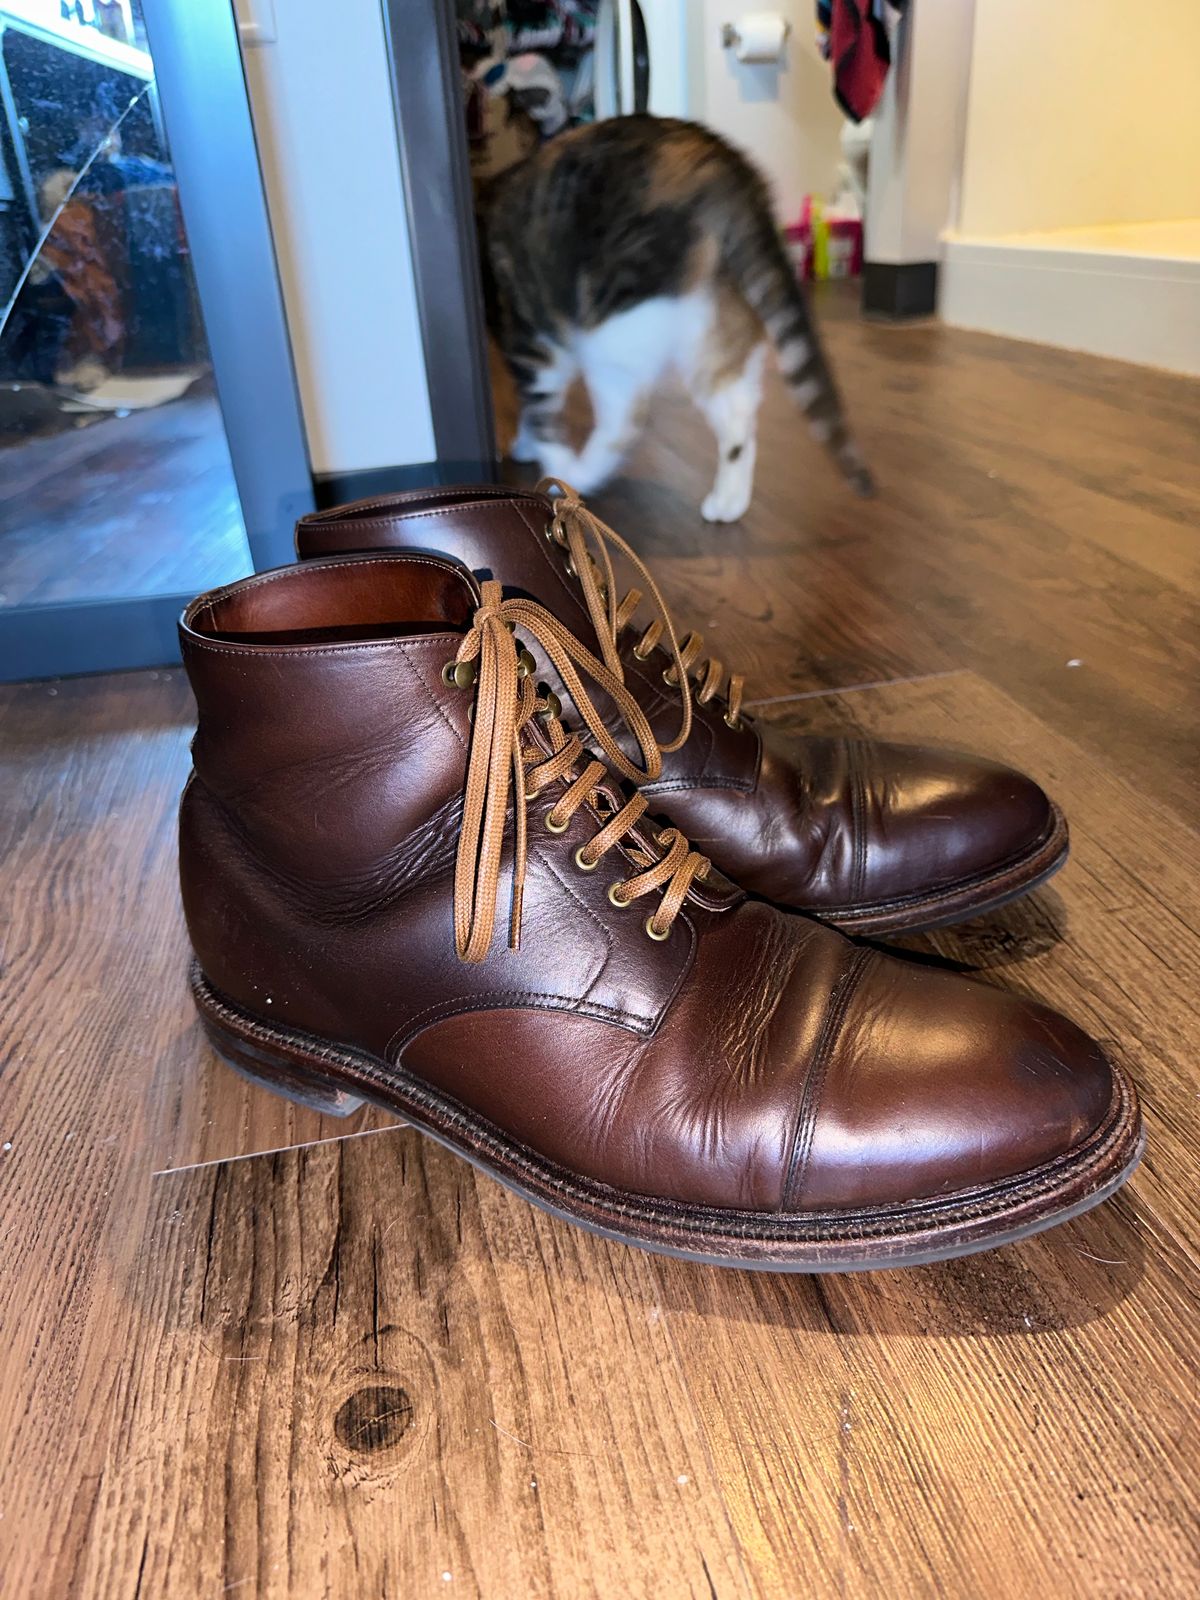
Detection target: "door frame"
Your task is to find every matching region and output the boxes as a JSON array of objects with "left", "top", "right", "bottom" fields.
[
  {"left": 0, "top": 0, "right": 313, "bottom": 683},
  {"left": 379, "top": 0, "right": 495, "bottom": 482}
]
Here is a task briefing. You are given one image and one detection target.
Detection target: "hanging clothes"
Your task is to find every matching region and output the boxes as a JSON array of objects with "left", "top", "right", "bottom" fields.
[{"left": 816, "top": 0, "right": 906, "bottom": 123}]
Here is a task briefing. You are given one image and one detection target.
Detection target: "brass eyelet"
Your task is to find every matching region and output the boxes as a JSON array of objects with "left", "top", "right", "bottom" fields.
[
  {"left": 662, "top": 667, "right": 678, "bottom": 687},
  {"left": 442, "top": 660, "right": 476, "bottom": 690},
  {"left": 516, "top": 647, "right": 537, "bottom": 679},
  {"left": 723, "top": 710, "right": 742, "bottom": 730},
  {"left": 545, "top": 811, "right": 570, "bottom": 835},
  {"left": 538, "top": 689, "right": 563, "bottom": 721},
  {"left": 632, "top": 641, "right": 653, "bottom": 662},
  {"left": 607, "top": 883, "right": 632, "bottom": 908},
  {"left": 574, "top": 846, "right": 599, "bottom": 872},
  {"left": 644, "top": 916, "right": 670, "bottom": 942}
]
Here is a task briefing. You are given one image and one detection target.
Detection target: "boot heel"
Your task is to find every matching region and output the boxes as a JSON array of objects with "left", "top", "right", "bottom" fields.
[
  {"left": 192, "top": 967, "right": 367, "bottom": 1117},
  {"left": 203, "top": 1015, "right": 367, "bottom": 1116}
]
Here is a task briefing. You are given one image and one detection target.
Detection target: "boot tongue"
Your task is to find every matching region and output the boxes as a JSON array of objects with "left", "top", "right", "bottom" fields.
[
  {"left": 541, "top": 481, "right": 698, "bottom": 756},
  {"left": 451, "top": 578, "right": 668, "bottom": 962}
]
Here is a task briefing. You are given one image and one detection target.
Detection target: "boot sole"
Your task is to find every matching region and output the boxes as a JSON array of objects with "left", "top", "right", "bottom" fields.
[
  {"left": 825, "top": 802, "right": 1070, "bottom": 937},
  {"left": 190, "top": 960, "right": 1142, "bottom": 1273}
]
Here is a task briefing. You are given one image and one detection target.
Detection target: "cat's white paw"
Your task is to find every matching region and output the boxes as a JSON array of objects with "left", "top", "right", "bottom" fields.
[
  {"left": 701, "top": 482, "right": 752, "bottom": 523},
  {"left": 561, "top": 463, "right": 613, "bottom": 495},
  {"left": 537, "top": 444, "right": 616, "bottom": 496},
  {"left": 508, "top": 422, "right": 540, "bottom": 462}
]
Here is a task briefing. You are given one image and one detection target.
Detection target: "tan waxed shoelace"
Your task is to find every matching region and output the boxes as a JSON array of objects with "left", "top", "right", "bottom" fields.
[
  {"left": 537, "top": 477, "right": 748, "bottom": 734},
  {"left": 450, "top": 580, "right": 712, "bottom": 963}
]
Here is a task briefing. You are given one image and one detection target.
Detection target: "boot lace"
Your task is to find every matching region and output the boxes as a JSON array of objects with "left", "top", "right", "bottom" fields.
[
  {"left": 449, "top": 580, "right": 711, "bottom": 963},
  {"left": 538, "top": 477, "right": 748, "bottom": 737}
]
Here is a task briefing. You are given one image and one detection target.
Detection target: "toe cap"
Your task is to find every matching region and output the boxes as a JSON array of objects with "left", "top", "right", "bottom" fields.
[
  {"left": 795, "top": 951, "right": 1116, "bottom": 1210},
  {"left": 856, "top": 741, "right": 1058, "bottom": 902}
]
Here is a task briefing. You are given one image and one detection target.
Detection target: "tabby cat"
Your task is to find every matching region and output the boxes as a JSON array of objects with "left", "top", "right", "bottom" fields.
[{"left": 476, "top": 114, "right": 874, "bottom": 521}]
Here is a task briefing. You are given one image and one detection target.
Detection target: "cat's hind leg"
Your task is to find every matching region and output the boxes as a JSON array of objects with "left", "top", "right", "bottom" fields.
[{"left": 687, "top": 290, "right": 767, "bottom": 522}]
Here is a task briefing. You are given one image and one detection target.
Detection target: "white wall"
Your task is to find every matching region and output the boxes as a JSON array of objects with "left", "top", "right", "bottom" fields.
[
  {"left": 234, "top": 0, "right": 435, "bottom": 477},
  {"left": 689, "top": 1, "right": 845, "bottom": 223},
  {"left": 958, "top": 0, "right": 1200, "bottom": 238}
]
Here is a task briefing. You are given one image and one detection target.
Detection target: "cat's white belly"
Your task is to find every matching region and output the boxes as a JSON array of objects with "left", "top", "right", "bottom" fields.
[{"left": 572, "top": 290, "right": 715, "bottom": 390}]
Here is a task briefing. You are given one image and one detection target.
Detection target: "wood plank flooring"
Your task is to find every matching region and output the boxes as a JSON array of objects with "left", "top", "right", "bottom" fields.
[
  {"left": 561, "top": 287, "right": 1200, "bottom": 823},
  {"left": 1, "top": 305, "right": 1197, "bottom": 1597}
]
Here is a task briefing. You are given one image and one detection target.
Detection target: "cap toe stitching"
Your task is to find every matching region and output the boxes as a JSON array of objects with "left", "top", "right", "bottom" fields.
[{"left": 779, "top": 948, "right": 872, "bottom": 1212}]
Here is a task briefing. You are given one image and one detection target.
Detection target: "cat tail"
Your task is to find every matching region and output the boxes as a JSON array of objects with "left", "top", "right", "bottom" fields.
[{"left": 730, "top": 230, "right": 876, "bottom": 497}]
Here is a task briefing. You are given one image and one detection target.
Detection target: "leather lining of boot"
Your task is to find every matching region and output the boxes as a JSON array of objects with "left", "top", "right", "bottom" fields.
[{"left": 186, "top": 556, "right": 477, "bottom": 646}]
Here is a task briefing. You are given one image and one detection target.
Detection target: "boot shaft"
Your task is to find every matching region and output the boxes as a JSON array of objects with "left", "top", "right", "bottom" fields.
[
  {"left": 177, "top": 549, "right": 703, "bottom": 1059},
  {"left": 296, "top": 486, "right": 753, "bottom": 793},
  {"left": 180, "top": 553, "right": 478, "bottom": 882}
]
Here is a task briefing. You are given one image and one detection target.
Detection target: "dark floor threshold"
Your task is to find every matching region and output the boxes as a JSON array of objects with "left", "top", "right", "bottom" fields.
[
  {"left": 314, "top": 459, "right": 498, "bottom": 510},
  {"left": 0, "top": 593, "right": 189, "bottom": 682}
]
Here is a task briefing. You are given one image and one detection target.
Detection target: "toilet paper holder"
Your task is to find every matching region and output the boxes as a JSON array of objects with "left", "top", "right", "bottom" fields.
[{"left": 720, "top": 17, "right": 792, "bottom": 51}]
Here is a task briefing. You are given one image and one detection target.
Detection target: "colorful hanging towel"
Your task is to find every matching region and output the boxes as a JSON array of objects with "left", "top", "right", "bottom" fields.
[{"left": 816, "top": 0, "right": 905, "bottom": 123}]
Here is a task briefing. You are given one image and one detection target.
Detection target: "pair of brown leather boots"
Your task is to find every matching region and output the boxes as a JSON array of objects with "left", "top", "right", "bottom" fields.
[{"left": 178, "top": 483, "right": 1142, "bottom": 1271}]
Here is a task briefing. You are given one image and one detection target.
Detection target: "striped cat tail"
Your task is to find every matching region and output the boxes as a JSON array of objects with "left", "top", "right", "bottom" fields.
[{"left": 730, "top": 228, "right": 876, "bottom": 497}]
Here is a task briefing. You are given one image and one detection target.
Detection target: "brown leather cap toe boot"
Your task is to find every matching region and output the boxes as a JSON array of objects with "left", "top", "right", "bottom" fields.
[
  {"left": 178, "top": 553, "right": 1141, "bottom": 1270},
  {"left": 295, "top": 484, "right": 1068, "bottom": 935}
]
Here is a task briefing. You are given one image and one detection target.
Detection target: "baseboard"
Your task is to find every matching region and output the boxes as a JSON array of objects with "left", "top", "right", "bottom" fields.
[{"left": 940, "top": 233, "right": 1200, "bottom": 375}]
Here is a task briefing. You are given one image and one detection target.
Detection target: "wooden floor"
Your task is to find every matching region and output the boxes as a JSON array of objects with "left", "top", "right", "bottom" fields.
[
  {"left": 0, "top": 390, "right": 250, "bottom": 608},
  {"left": 2, "top": 296, "right": 1198, "bottom": 1597}
]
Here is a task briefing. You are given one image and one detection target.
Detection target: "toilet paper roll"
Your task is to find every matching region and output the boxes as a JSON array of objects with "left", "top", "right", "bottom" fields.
[{"left": 731, "top": 12, "right": 790, "bottom": 64}]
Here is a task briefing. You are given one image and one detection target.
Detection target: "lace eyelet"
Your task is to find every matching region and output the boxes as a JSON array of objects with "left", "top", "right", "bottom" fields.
[
  {"left": 607, "top": 883, "right": 632, "bottom": 908},
  {"left": 662, "top": 667, "right": 678, "bottom": 687},
  {"left": 632, "top": 642, "right": 653, "bottom": 662},
  {"left": 724, "top": 710, "right": 742, "bottom": 730},
  {"left": 545, "top": 812, "right": 570, "bottom": 834},
  {"left": 574, "top": 846, "right": 599, "bottom": 872},
  {"left": 644, "top": 916, "right": 670, "bottom": 942},
  {"left": 442, "top": 660, "right": 476, "bottom": 690}
]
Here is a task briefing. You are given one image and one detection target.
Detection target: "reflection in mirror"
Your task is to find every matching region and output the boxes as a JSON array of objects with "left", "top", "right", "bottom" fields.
[{"left": 0, "top": 0, "right": 251, "bottom": 609}]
